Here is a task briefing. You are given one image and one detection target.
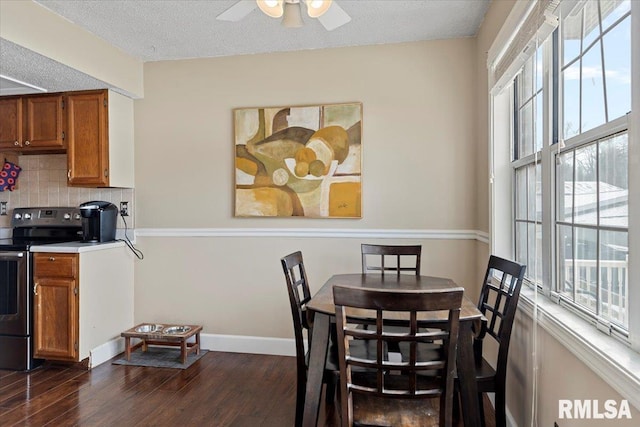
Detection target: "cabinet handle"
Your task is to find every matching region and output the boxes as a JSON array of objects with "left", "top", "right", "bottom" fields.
[
  {"left": 49, "top": 257, "right": 56, "bottom": 261},
  {"left": 25, "top": 140, "right": 30, "bottom": 146},
  {"left": 14, "top": 141, "right": 20, "bottom": 146},
  {"left": 34, "top": 283, "right": 38, "bottom": 296},
  {"left": 68, "top": 170, "right": 71, "bottom": 180}
]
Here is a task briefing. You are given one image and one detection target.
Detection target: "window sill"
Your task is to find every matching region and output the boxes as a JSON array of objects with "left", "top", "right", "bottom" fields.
[{"left": 518, "top": 287, "right": 640, "bottom": 410}]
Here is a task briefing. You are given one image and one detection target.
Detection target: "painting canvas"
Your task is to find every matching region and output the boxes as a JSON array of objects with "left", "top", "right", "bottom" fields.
[{"left": 234, "top": 103, "right": 362, "bottom": 218}]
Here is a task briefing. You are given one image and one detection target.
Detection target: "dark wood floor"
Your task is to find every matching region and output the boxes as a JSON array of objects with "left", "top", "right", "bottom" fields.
[{"left": 0, "top": 351, "right": 495, "bottom": 426}]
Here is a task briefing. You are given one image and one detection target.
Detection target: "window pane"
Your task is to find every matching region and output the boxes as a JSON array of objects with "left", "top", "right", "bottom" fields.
[
  {"left": 600, "top": 0, "right": 630, "bottom": 31},
  {"left": 557, "top": 151, "right": 574, "bottom": 222},
  {"left": 582, "top": 1, "right": 600, "bottom": 48},
  {"left": 520, "top": 101, "right": 533, "bottom": 157},
  {"left": 558, "top": 224, "right": 574, "bottom": 295},
  {"left": 602, "top": 16, "right": 631, "bottom": 120},
  {"left": 535, "top": 162, "right": 542, "bottom": 222},
  {"left": 516, "top": 222, "right": 528, "bottom": 268},
  {"left": 527, "top": 164, "right": 537, "bottom": 221},
  {"left": 575, "top": 227, "right": 597, "bottom": 311},
  {"left": 563, "top": 7, "right": 582, "bottom": 65},
  {"left": 521, "top": 57, "right": 533, "bottom": 103},
  {"left": 535, "top": 222, "right": 543, "bottom": 280},
  {"left": 563, "top": 62, "right": 581, "bottom": 138},
  {"left": 535, "top": 93, "right": 543, "bottom": 152},
  {"left": 528, "top": 222, "right": 539, "bottom": 280},
  {"left": 516, "top": 167, "right": 527, "bottom": 220},
  {"left": 599, "top": 230, "right": 628, "bottom": 328},
  {"left": 535, "top": 48, "right": 543, "bottom": 91},
  {"left": 581, "top": 42, "right": 606, "bottom": 132},
  {"left": 599, "top": 133, "right": 628, "bottom": 227},
  {"left": 574, "top": 144, "right": 598, "bottom": 225}
]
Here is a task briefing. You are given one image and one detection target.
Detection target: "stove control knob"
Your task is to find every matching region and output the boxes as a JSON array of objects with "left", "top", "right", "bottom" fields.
[
  {"left": 24, "top": 213, "right": 32, "bottom": 220},
  {"left": 63, "top": 213, "right": 71, "bottom": 220},
  {"left": 14, "top": 213, "right": 22, "bottom": 220},
  {"left": 74, "top": 213, "right": 81, "bottom": 220}
]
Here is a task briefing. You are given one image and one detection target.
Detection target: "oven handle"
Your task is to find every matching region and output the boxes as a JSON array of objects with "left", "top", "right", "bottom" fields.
[{"left": 0, "top": 251, "right": 25, "bottom": 258}]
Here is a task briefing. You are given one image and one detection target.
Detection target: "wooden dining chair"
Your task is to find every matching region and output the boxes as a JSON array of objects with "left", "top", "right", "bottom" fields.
[
  {"left": 281, "top": 251, "right": 340, "bottom": 427},
  {"left": 334, "top": 285, "right": 463, "bottom": 427},
  {"left": 361, "top": 244, "right": 422, "bottom": 276},
  {"left": 469, "top": 255, "right": 526, "bottom": 427}
]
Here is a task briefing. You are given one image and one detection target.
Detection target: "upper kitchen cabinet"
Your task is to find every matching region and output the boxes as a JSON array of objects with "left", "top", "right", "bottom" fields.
[
  {"left": 0, "top": 97, "right": 22, "bottom": 150},
  {"left": 0, "top": 94, "right": 65, "bottom": 152},
  {"left": 66, "top": 89, "right": 134, "bottom": 188}
]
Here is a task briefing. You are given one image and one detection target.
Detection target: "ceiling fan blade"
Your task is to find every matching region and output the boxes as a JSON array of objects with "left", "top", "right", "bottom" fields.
[
  {"left": 317, "top": 2, "right": 351, "bottom": 31},
  {"left": 216, "top": 1, "right": 258, "bottom": 22}
]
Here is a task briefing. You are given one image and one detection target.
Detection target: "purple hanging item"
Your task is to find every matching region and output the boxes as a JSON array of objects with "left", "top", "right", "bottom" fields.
[{"left": 0, "top": 160, "right": 22, "bottom": 191}]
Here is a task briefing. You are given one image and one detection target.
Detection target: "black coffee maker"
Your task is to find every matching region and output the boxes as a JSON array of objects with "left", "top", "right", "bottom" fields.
[{"left": 79, "top": 201, "right": 118, "bottom": 242}]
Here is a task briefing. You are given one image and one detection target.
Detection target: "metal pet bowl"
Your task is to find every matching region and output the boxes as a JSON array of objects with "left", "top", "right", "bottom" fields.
[
  {"left": 135, "top": 324, "right": 163, "bottom": 333},
  {"left": 163, "top": 325, "right": 191, "bottom": 334}
]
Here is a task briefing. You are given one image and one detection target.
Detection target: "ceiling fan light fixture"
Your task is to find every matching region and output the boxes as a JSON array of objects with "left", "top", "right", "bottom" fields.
[
  {"left": 257, "top": 0, "right": 284, "bottom": 18},
  {"left": 305, "top": 0, "right": 332, "bottom": 18},
  {"left": 282, "top": 2, "right": 303, "bottom": 28}
]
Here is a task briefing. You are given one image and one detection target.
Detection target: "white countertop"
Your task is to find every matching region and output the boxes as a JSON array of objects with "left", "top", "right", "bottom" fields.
[{"left": 30, "top": 240, "right": 126, "bottom": 253}]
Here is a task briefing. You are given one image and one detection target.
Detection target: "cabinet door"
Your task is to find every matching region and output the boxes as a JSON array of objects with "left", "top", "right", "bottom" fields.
[
  {"left": 33, "top": 277, "right": 79, "bottom": 361},
  {"left": 0, "top": 97, "right": 23, "bottom": 150},
  {"left": 67, "top": 91, "right": 109, "bottom": 187},
  {"left": 23, "top": 95, "right": 65, "bottom": 150}
]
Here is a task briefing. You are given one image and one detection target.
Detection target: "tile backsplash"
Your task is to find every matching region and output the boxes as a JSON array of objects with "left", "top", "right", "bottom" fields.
[{"left": 0, "top": 154, "right": 134, "bottom": 229}]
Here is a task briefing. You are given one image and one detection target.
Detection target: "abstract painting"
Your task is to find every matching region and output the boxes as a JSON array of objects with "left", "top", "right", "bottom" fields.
[{"left": 234, "top": 103, "right": 362, "bottom": 218}]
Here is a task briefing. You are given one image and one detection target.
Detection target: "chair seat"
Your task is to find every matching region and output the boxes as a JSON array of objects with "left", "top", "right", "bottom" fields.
[
  {"left": 352, "top": 393, "right": 441, "bottom": 427},
  {"left": 473, "top": 357, "right": 497, "bottom": 392}
]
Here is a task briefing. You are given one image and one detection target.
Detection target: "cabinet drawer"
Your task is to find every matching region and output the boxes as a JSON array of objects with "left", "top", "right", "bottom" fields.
[{"left": 34, "top": 253, "right": 78, "bottom": 278}]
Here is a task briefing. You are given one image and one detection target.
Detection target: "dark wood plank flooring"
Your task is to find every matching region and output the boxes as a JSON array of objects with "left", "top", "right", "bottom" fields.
[{"left": 0, "top": 352, "right": 495, "bottom": 426}]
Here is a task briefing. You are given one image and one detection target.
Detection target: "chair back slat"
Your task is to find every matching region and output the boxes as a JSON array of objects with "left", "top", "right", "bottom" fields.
[
  {"left": 361, "top": 244, "right": 422, "bottom": 276},
  {"left": 477, "top": 255, "right": 526, "bottom": 371}
]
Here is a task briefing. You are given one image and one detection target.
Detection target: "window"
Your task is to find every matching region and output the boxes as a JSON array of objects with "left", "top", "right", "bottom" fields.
[
  {"left": 556, "top": 0, "right": 630, "bottom": 333},
  {"left": 511, "top": 0, "right": 631, "bottom": 335},
  {"left": 513, "top": 48, "right": 544, "bottom": 284}
]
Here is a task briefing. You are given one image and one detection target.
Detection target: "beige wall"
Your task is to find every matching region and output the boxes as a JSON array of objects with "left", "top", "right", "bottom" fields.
[
  {"left": 133, "top": 39, "right": 483, "bottom": 337},
  {"left": 135, "top": 40, "right": 477, "bottom": 229}
]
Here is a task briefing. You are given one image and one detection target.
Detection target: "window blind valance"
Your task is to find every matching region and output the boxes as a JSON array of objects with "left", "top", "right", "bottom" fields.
[{"left": 488, "top": 0, "right": 562, "bottom": 94}]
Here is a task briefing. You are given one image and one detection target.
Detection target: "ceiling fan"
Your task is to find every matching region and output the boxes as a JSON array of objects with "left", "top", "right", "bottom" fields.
[{"left": 217, "top": 0, "right": 351, "bottom": 31}]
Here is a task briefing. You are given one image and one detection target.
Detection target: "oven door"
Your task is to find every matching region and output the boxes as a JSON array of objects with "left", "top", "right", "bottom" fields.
[{"left": 0, "top": 251, "right": 28, "bottom": 336}]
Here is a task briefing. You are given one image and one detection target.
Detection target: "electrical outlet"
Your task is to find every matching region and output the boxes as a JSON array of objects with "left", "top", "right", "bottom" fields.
[
  {"left": 0, "top": 201, "right": 7, "bottom": 216},
  {"left": 120, "top": 201, "right": 129, "bottom": 216}
]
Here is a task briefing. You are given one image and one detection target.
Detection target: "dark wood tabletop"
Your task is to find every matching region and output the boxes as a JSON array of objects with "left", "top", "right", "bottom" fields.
[{"left": 307, "top": 273, "right": 482, "bottom": 321}]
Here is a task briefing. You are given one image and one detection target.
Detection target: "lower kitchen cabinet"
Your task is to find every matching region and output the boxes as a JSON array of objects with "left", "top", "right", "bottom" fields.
[
  {"left": 33, "top": 254, "right": 79, "bottom": 361},
  {"left": 33, "top": 245, "right": 134, "bottom": 366}
]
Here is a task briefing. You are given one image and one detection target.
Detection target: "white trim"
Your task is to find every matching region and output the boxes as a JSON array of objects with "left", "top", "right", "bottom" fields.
[
  {"left": 199, "top": 333, "right": 296, "bottom": 357},
  {"left": 518, "top": 288, "right": 640, "bottom": 411},
  {"left": 89, "top": 337, "right": 125, "bottom": 368},
  {"left": 134, "top": 228, "right": 490, "bottom": 243},
  {"left": 488, "top": 0, "right": 536, "bottom": 70}
]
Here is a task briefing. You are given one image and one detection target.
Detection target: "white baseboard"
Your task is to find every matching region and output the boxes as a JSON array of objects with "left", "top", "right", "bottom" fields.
[
  {"left": 199, "top": 333, "right": 296, "bottom": 357},
  {"left": 90, "top": 337, "right": 125, "bottom": 368}
]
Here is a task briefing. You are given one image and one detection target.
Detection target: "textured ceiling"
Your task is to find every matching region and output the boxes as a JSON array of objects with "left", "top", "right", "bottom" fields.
[{"left": 1, "top": 0, "right": 490, "bottom": 96}]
